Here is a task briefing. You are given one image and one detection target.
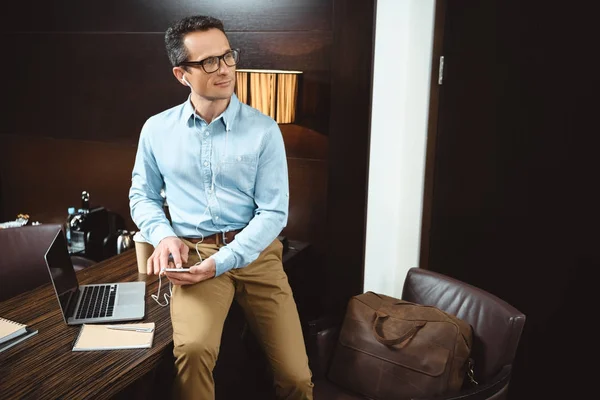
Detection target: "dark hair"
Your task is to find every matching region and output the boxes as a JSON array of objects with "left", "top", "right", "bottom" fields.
[{"left": 165, "top": 15, "right": 226, "bottom": 68}]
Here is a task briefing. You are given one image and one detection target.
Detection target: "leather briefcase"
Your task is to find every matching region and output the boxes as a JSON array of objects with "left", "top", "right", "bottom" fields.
[{"left": 328, "top": 291, "right": 473, "bottom": 399}]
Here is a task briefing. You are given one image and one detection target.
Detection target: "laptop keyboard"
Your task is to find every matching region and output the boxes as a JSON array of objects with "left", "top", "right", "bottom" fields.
[{"left": 76, "top": 284, "right": 117, "bottom": 319}]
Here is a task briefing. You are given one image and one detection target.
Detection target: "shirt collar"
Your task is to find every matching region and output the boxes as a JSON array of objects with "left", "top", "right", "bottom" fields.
[{"left": 181, "top": 93, "right": 240, "bottom": 132}]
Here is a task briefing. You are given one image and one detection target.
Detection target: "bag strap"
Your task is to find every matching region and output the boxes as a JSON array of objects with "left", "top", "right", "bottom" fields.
[{"left": 372, "top": 310, "right": 426, "bottom": 346}]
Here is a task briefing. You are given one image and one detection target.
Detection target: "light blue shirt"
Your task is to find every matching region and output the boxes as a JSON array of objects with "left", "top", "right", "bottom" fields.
[{"left": 129, "top": 94, "right": 289, "bottom": 276}]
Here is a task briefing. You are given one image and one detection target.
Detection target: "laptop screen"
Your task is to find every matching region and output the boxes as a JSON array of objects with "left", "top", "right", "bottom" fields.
[{"left": 44, "top": 229, "right": 79, "bottom": 320}]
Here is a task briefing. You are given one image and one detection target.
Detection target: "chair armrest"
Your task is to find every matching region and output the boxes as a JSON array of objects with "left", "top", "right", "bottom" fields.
[
  {"left": 306, "top": 315, "right": 343, "bottom": 381},
  {"left": 411, "top": 365, "right": 512, "bottom": 400}
]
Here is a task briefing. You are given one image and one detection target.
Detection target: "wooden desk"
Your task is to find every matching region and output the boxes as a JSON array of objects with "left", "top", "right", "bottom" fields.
[
  {"left": 0, "top": 249, "right": 172, "bottom": 400},
  {"left": 0, "top": 240, "right": 314, "bottom": 399}
]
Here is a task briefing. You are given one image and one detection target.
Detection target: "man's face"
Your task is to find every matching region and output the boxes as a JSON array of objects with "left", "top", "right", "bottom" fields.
[{"left": 182, "top": 28, "right": 236, "bottom": 101}]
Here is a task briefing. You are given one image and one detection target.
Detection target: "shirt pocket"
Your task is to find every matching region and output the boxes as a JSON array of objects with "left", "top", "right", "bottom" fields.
[{"left": 217, "top": 154, "right": 258, "bottom": 194}]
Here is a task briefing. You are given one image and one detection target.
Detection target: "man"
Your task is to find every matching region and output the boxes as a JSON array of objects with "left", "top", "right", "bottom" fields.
[{"left": 129, "top": 15, "right": 313, "bottom": 400}]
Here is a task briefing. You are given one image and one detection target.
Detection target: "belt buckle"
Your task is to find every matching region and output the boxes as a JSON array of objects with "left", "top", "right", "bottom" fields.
[{"left": 221, "top": 231, "right": 228, "bottom": 245}]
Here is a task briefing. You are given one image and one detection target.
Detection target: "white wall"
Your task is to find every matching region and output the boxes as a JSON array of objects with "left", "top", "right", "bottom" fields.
[{"left": 364, "top": 0, "right": 436, "bottom": 298}]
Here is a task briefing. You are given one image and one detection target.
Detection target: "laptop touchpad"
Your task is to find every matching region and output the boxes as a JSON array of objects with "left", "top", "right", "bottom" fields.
[{"left": 117, "top": 293, "right": 140, "bottom": 306}]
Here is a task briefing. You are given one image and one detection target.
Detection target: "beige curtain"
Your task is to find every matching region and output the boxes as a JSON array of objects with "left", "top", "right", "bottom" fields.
[
  {"left": 236, "top": 70, "right": 300, "bottom": 123},
  {"left": 235, "top": 71, "right": 248, "bottom": 103},
  {"left": 276, "top": 74, "right": 299, "bottom": 124},
  {"left": 249, "top": 72, "right": 277, "bottom": 119}
]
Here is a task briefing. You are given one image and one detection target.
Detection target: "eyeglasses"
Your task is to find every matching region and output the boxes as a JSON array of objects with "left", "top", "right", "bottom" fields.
[{"left": 179, "top": 49, "right": 240, "bottom": 74}]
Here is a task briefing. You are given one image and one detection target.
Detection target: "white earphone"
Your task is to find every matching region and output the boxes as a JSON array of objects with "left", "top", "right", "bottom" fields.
[{"left": 182, "top": 75, "right": 191, "bottom": 87}]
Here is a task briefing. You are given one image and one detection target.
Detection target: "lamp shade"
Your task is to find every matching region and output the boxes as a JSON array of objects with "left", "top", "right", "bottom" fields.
[{"left": 235, "top": 69, "right": 302, "bottom": 124}]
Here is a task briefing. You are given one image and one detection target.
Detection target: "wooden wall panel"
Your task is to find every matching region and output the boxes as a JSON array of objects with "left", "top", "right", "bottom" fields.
[
  {"left": 0, "top": 128, "right": 326, "bottom": 251},
  {"left": 280, "top": 125, "right": 328, "bottom": 255},
  {"left": 232, "top": 32, "right": 331, "bottom": 70},
  {"left": 2, "top": 31, "right": 331, "bottom": 142},
  {"left": 0, "top": 0, "right": 332, "bottom": 33},
  {"left": 0, "top": 135, "right": 137, "bottom": 227},
  {"left": 1, "top": 0, "right": 333, "bottom": 267},
  {"left": 2, "top": 33, "right": 181, "bottom": 142},
  {"left": 325, "top": 0, "right": 376, "bottom": 313}
]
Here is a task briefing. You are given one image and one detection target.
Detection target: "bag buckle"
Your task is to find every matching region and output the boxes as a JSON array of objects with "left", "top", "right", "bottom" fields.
[{"left": 467, "top": 358, "right": 478, "bottom": 386}]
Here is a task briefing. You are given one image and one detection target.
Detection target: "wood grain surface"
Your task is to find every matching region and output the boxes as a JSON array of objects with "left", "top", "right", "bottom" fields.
[
  {"left": 0, "top": 0, "right": 332, "bottom": 33},
  {"left": 0, "top": 250, "right": 172, "bottom": 400}
]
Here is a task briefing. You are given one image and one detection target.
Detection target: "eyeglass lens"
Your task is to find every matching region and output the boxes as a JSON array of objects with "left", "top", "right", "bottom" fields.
[{"left": 203, "top": 50, "right": 239, "bottom": 72}]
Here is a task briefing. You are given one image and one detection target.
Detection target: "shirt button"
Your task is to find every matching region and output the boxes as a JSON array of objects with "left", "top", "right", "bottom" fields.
[
  {"left": 236, "top": 156, "right": 242, "bottom": 162},
  {"left": 204, "top": 161, "right": 209, "bottom": 167},
  {"left": 205, "top": 131, "right": 210, "bottom": 136},
  {"left": 215, "top": 216, "right": 219, "bottom": 220}
]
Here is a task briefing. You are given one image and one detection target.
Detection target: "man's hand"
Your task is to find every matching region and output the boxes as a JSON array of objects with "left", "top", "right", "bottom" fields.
[
  {"left": 164, "top": 257, "right": 216, "bottom": 286},
  {"left": 147, "top": 236, "right": 189, "bottom": 275}
]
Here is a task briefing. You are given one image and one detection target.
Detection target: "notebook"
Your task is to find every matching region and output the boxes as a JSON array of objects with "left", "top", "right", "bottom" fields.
[
  {"left": 72, "top": 322, "right": 155, "bottom": 351},
  {"left": 0, "top": 327, "right": 38, "bottom": 353},
  {"left": 0, "top": 317, "right": 28, "bottom": 344},
  {"left": 44, "top": 229, "right": 146, "bottom": 325},
  {"left": 0, "top": 317, "right": 38, "bottom": 353}
]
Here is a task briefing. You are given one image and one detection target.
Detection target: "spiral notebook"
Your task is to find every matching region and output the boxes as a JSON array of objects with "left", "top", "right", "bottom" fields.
[
  {"left": 0, "top": 317, "right": 28, "bottom": 345},
  {"left": 72, "top": 322, "right": 155, "bottom": 351},
  {"left": 0, "top": 317, "right": 38, "bottom": 353}
]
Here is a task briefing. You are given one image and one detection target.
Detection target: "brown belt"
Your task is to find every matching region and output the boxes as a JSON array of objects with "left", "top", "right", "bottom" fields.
[{"left": 183, "top": 229, "right": 242, "bottom": 246}]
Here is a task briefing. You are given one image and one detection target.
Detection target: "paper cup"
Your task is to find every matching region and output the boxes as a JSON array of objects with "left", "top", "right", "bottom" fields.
[{"left": 133, "top": 232, "right": 154, "bottom": 274}]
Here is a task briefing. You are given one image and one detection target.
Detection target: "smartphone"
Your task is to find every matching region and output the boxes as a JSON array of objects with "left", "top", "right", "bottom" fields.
[{"left": 163, "top": 268, "right": 191, "bottom": 272}]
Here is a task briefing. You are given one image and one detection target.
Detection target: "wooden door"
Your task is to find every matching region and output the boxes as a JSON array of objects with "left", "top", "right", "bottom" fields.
[{"left": 422, "top": 1, "right": 598, "bottom": 398}]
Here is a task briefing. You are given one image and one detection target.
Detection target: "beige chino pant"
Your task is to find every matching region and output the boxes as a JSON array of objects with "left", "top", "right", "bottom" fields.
[{"left": 170, "top": 238, "right": 314, "bottom": 400}]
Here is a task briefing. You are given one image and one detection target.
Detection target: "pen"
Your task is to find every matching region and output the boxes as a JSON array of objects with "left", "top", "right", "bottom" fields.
[{"left": 105, "top": 325, "right": 154, "bottom": 333}]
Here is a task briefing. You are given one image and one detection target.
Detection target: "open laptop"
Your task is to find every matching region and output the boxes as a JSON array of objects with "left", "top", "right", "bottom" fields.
[{"left": 44, "top": 229, "right": 146, "bottom": 325}]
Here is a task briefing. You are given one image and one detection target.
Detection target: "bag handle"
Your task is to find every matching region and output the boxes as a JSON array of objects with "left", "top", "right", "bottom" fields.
[{"left": 372, "top": 311, "right": 426, "bottom": 346}]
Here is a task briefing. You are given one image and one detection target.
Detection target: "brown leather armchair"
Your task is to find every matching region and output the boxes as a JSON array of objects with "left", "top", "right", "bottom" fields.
[
  {"left": 0, "top": 224, "right": 96, "bottom": 301},
  {"left": 309, "top": 267, "right": 526, "bottom": 400}
]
